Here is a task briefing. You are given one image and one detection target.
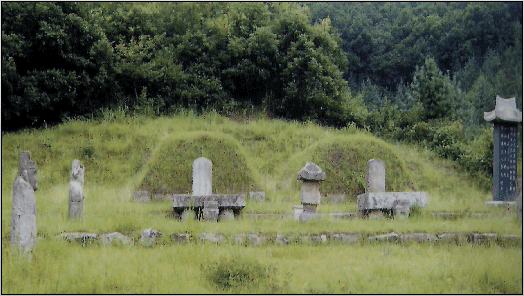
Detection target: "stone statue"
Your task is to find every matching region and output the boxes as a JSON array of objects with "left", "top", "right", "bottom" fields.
[
  {"left": 11, "top": 151, "right": 38, "bottom": 253},
  {"left": 69, "top": 160, "right": 84, "bottom": 219}
]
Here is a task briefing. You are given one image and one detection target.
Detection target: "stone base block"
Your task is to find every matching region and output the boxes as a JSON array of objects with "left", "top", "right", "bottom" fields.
[
  {"left": 302, "top": 204, "right": 317, "bottom": 214},
  {"left": 368, "top": 232, "right": 399, "bottom": 242},
  {"left": 400, "top": 233, "right": 438, "bottom": 243},
  {"left": 485, "top": 201, "right": 516, "bottom": 207}
]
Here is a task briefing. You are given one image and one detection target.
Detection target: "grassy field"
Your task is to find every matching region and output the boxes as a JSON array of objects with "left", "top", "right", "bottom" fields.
[{"left": 2, "top": 112, "right": 522, "bottom": 293}]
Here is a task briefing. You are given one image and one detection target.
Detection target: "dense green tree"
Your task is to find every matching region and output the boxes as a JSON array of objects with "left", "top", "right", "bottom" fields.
[
  {"left": 2, "top": 2, "right": 111, "bottom": 131},
  {"left": 410, "top": 57, "right": 458, "bottom": 121}
]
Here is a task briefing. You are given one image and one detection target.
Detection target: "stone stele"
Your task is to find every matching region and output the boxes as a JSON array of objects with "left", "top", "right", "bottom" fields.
[
  {"left": 366, "top": 159, "right": 385, "bottom": 193},
  {"left": 11, "top": 151, "right": 38, "bottom": 254},
  {"left": 192, "top": 157, "right": 212, "bottom": 196},
  {"left": 69, "top": 160, "right": 84, "bottom": 219}
]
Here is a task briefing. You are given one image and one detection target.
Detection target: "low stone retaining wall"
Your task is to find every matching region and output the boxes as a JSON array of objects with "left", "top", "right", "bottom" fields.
[{"left": 55, "top": 231, "right": 522, "bottom": 247}]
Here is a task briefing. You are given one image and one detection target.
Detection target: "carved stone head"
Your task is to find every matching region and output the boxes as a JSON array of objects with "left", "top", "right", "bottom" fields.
[
  {"left": 70, "top": 160, "right": 84, "bottom": 184},
  {"left": 18, "top": 151, "right": 38, "bottom": 191}
]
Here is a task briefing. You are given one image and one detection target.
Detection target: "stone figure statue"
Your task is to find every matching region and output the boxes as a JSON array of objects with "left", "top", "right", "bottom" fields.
[
  {"left": 11, "top": 151, "right": 38, "bottom": 253},
  {"left": 69, "top": 160, "right": 84, "bottom": 219}
]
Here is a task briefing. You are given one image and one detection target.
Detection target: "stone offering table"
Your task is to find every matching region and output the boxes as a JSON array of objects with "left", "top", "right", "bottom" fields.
[
  {"left": 172, "top": 194, "right": 246, "bottom": 221},
  {"left": 357, "top": 192, "right": 427, "bottom": 217}
]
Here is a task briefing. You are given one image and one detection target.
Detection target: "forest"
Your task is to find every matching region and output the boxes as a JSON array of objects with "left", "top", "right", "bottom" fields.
[{"left": 2, "top": 2, "right": 523, "bottom": 183}]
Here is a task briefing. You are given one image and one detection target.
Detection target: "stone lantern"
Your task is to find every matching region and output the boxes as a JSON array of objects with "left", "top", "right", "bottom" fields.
[
  {"left": 484, "top": 96, "right": 522, "bottom": 202},
  {"left": 297, "top": 162, "right": 326, "bottom": 214}
]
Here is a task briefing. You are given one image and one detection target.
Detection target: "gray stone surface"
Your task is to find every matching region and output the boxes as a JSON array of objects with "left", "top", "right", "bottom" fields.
[
  {"left": 300, "top": 181, "right": 322, "bottom": 205},
  {"left": 331, "top": 233, "right": 361, "bottom": 244},
  {"left": 69, "top": 160, "right": 84, "bottom": 219},
  {"left": 366, "top": 159, "right": 386, "bottom": 193},
  {"left": 139, "top": 228, "right": 162, "bottom": 245},
  {"left": 192, "top": 157, "right": 212, "bottom": 196},
  {"left": 11, "top": 151, "right": 38, "bottom": 254},
  {"left": 170, "top": 233, "right": 190, "bottom": 243},
  {"left": 58, "top": 233, "right": 98, "bottom": 245},
  {"left": 134, "top": 191, "right": 150, "bottom": 203},
  {"left": 357, "top": 192, "right": 427, "bottom": 212},
  {"left": 310, "top": 235, "right": 327, "bottom": 243},
  {"left": 297, "top": 162, "right": 326, "bottom": 181},
  {"left": 292, "top": 206, "right": 304, "bottom": 220},
  {"left": 368, "top": 232, "right": 399, "bottom": 242},
  {"left": 393, "top": 199, "right": 410, "bottom": 219},
  {"left": 100, "top": 232, "right": 132, "bottom": 245},
  {"left": 199, "top": 233, "right": 224, "bottom": 243},
  {"left": 515, "top": 176, "right": 522, "bottom": 219},
  {"left": 276, "top": 234, "right": 292, "bottom": 245},
  {"left": 219, "top": 209, "right": 235, "bottom": 221},
  {"left": 233, "top": 234, "right": 266, "bottom": 246},
  {"left": 203, "top": 200, "right": 219, "bottom": 221},
  {"left": 436, "top": 232, "right": 468, "bottom": 243},
  {"left": 469, "top": 233, "right": 498, "bottom": 244},
  {"left": 400, "top": 233, "right": 438, "bottom": 243},
  {"left": 249, "top": 191, "right": 265, "bottom": 201}
]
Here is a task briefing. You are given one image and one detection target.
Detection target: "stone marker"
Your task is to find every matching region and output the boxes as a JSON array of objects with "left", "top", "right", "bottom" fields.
[
  {"left": 134, "top": 191, "right": 150, "bottom": 203},
  {"left": 366, "top": 159, "right": 385, "bottom": 193},
  {"left": 11, "top": 151, "right": 38, "bottom": 254},
  {"left": 69, "top": 160, "right": 84, "bottom": 219},
  {"left": 484, "top": 96, "right": 522, "bottom": 201},
  {"left": 192, "top": 157, "right": 212, "bottom": 196},
  {"left": 297, "top": 162, "right": 326, "bottom": 214},
  {"left": 393, "top": 199, "right": 410, "bottom": 219}
]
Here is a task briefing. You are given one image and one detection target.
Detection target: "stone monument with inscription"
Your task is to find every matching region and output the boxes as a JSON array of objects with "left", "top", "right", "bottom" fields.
[
  {"left": 11, "top": 151, "right": 38, "bottom": 254},
  {"left": 484, "top": 96, "right": 522, "bottom": 202}
]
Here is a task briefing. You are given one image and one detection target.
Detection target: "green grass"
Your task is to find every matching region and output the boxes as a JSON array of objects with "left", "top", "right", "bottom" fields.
[
  {"left": 2, "top": 240, "right": 521, "bottom": 294},
  {"left": 2, "top": 112, "right": 522, "bottom": 293}
]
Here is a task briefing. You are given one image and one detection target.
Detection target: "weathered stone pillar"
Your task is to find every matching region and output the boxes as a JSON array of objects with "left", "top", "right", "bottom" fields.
[
  {"left": 484, "top": 96, "right": 522, "bottom": 201},
  {"left": 69, "top": 160, "right": 84, "bottom": 219},
  {"left": 192, "top": 157, "right": 212, "bottom": 196},
  {"left": 11, "top": 151, "right": 38, "bottom": 254},
  {"left": 297, "top": 162, "right": 326, "bottom": 214},
  {"left": 366, "top": 159, "right": 386, "bottom": 193}
]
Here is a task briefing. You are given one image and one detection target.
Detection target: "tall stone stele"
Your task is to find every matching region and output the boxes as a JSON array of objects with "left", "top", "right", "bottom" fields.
[
  {"left": 484, "top": 96, "right": 522, "bottom": 201},
  {"left": 366, "top": 159, "right": 386, "bottom": 193},
  {"left": 69, "top": 160, "right": 85, "bottom": 219},
  {"left": 297, "top": 162, "right": 326, "bottom": 214},
  {"left": 11, "top": 151, "right": 38, "bottom": 254},
  {"left": 192, "top": 157, "right": 212, "bottom": 196}
]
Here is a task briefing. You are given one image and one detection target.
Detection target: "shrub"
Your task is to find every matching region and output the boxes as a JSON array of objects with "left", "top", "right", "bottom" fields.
[{"left": 201, "top": 255, "right": 288, "bottom": 293}]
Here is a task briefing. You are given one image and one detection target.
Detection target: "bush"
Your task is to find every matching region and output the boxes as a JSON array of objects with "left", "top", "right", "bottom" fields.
[{"left": 201, "top": 255, "right": 288, "bottom": 293}]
